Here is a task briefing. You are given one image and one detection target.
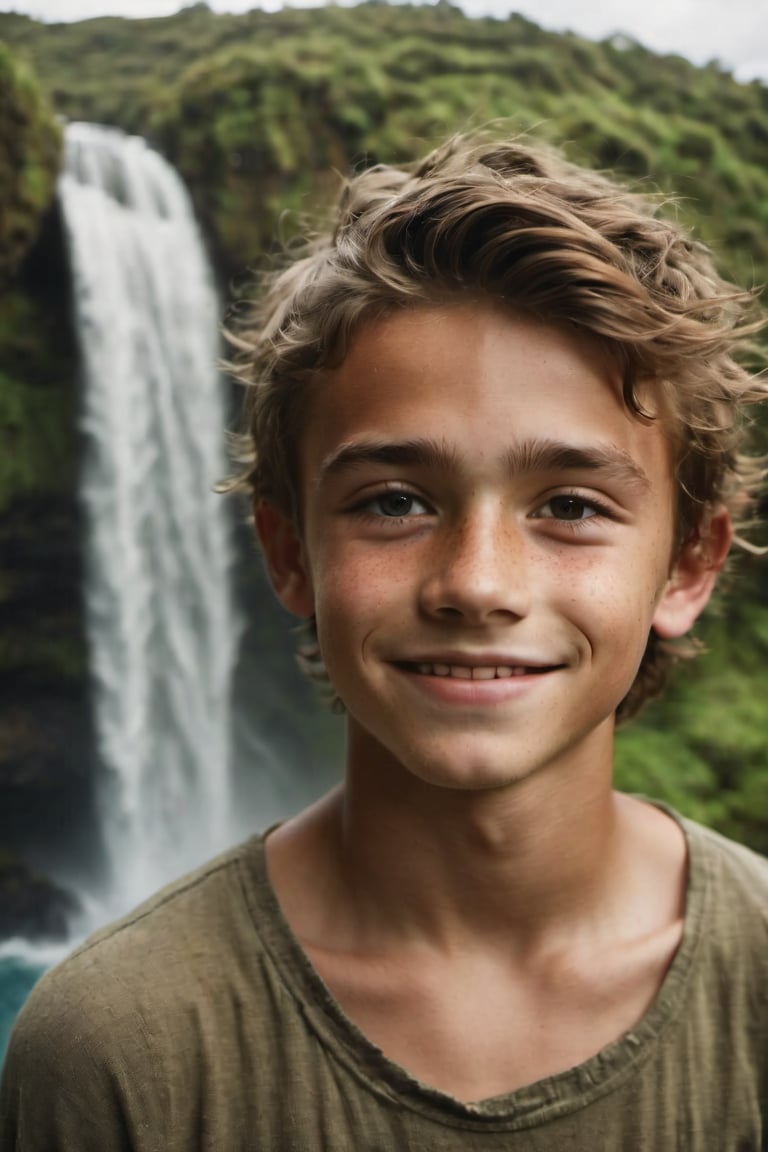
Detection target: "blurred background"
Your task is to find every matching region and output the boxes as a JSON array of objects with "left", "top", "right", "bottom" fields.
[{"left": 1, "top": 0, "right": 766, "bottom": 1059}]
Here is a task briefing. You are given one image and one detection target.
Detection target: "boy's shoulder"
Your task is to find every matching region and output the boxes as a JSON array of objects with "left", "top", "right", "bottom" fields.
[
  {"left": 0, "top": 835, "right": 284, "bottom": 1149},
  {"left": 15, "top": 834, "right": 267, "bottom": 1016},
  {"left": 2, "top": 836, "right": 279, "bottom": 1077},
  {"left": 681, "top": 810, "right": 768, "bottom": 895},
  {"left": 674, "top": 810, "right": 768, "bottom": 959}
]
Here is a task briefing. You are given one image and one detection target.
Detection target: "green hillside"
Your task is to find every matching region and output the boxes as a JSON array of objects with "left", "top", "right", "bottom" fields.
[
  {"left": 3, "top": 2, "right": 768, "bottom": 287},
  {"left": 0, "top": 1, "right": 766, "bottom": 851}
]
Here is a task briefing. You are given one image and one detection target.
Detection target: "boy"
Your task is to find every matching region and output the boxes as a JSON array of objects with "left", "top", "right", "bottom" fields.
[{"left": 2, "top": 132, "right": 767, "bottom": 1149}]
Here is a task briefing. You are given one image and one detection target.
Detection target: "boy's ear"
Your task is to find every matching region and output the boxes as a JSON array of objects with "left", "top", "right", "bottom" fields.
[
  {"left": 255, "top": 500, "right": 315, "bottom": 618},
  {"left": 652, "top": 507, "right": 733, "bottom": 639}
]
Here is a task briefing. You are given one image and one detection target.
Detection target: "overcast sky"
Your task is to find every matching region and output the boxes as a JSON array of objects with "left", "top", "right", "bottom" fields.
[{"left": 2, "top": 0, "right": 767, "bottom": 82}]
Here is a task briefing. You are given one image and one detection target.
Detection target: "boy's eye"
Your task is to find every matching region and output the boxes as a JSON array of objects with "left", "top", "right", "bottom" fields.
[
  {"left": 535, "top": 495, "right": 600, "bottom": 521},
  {"left": 366, "top": 491, "right": 429, "bottom": 518}
]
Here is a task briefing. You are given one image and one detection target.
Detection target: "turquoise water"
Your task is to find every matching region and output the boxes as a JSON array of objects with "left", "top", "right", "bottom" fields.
[{"left": 0, "top": 958, "right": 47, "bottom": 1066}]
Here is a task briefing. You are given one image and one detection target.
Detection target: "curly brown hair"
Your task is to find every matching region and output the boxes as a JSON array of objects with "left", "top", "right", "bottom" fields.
[{"left": 226, "top": 131, "right": 767, "bottom": 722}]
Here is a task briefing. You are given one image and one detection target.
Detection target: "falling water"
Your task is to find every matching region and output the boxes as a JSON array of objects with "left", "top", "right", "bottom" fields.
[{"left": 58, "top": 122, "right": 239, "bottom": 915}]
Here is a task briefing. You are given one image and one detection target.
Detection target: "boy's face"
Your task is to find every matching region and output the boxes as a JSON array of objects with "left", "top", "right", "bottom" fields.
[{"left": 259, "top": 303, "right": 725, "bottom": 792}]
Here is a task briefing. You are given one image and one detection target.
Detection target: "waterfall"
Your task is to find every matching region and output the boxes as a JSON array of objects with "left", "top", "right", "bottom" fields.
[{"left": 58, "top": 122, "right": 239, "bottom": 916}]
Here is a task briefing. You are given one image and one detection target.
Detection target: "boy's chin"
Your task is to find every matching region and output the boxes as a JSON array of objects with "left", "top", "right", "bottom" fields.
[
  {"left": 345, "top": 706, "right": 619, "bottom": 800},
  {"left": 361, "top": 738, "right": 558, "bottom": 795}
]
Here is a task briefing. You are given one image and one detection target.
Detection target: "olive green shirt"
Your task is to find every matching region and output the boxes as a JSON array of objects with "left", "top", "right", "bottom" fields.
[{"left": 2, "top": 811, "right": 767, "bottom": 1150}]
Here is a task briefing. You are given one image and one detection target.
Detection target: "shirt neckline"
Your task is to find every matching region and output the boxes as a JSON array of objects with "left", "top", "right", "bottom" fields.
[{"left": 238, "top": 803, "right": 710, "bottom": 1132}]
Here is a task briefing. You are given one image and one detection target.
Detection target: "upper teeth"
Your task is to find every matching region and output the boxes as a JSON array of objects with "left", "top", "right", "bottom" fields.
[{"left": 416, "top": 664, "right": 531, "bottom": 679}]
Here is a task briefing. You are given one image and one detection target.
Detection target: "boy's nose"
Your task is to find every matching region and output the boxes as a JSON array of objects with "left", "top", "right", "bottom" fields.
[{"left": 418, "top": 507, "right": 531, "bottom": 623}]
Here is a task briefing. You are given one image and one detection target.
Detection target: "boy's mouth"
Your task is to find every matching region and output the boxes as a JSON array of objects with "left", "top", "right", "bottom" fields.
[{"left": 398, "top": 662, "right": 561, "bottom": 680}]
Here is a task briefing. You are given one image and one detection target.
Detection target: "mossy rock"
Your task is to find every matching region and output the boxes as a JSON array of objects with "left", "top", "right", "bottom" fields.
[
  {"left": 0, "top": 210, "right": 79, "bottom": 517},
  {"left": 0, "top": 851, "right": 79, "bottom": 941},
  {"left": 0, "top": 39, "right": 62, "bottom": 285}
]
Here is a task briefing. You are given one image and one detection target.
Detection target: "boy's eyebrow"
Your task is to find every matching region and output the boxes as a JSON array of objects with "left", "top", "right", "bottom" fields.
[
  {"left": 318, "top": 436, "right": 651, "bottom": 490},
  {"left": 319, "top": 437, "right": 459, "bottom": 479},
  {"left": 506, "top": 438, "right": 652, "bottom": 490}
]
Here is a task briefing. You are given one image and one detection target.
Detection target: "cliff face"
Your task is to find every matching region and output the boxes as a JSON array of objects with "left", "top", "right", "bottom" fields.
[{"left": 0, "top": 44, "right": 99, "bottom": 932}]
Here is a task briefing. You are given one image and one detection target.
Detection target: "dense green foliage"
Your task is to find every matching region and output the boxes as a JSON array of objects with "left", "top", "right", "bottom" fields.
[
  {"left": 0, "top": 289, "right": 77, "bottom": 516},
  {"left": 616, "top": 592, "right": 768, "bottom": 852},
  {"left": 0, "top": 39, "right": 60, "bottom": 284},
  {"left": 0, "top": 36, "right": 68, "bottom": 513},
  {"left": 0, "top": 1, "right": 765, "bottom": 848}
]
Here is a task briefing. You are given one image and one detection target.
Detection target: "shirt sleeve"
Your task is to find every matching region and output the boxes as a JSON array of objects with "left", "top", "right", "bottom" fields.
[{"left": 0, "top": 968, "right": 141, "bottom": 1152}]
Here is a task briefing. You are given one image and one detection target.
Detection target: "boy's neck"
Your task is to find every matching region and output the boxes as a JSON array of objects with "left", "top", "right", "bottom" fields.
[{"left": 267, "top": 721, "right": 684, "bottom": 957}]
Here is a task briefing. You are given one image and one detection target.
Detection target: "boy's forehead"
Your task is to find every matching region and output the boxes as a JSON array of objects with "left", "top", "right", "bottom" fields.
[
  {"left": 293, "top": 303, "right": 676, "bottom": 528},
  {"left": 303, "top": 303, "right": 669, "bottom": 462}
]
